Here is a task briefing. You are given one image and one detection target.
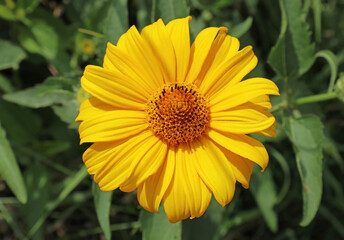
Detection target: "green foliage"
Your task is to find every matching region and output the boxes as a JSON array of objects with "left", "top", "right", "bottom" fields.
[
  {"left": 140, "top": 205, "right": 182, "bottom": 240},
  {"left": 0, "top": 122, "right": 27, "bottom": 204},
  {"left": 0, "top": 0, "right": 344, "bottom": 239}
]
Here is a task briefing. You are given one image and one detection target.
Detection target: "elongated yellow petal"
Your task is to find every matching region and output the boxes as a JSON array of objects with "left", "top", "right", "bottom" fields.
[
  {"left": 141, "top": 19, "right": 176, "bottom": 83},
  {"left": 210, "top": 77, "right": 279, "bottom": 112},
  {"left": 105, "top": 42, "right": 160, "bottom": 92},
  {"left": 223, "top": 149, "right": 255, "bottom": 189},
  {"left": 163, "top": 145, "right": 212, "bottom": 222},
  {"left": 185, "top": 27, "right": 228, "bottom": 84},
  {"left": 191, "top": 137, "right": 236, "bottom": 207},
  {"left": 210, "top": 116, "right": 275, "bottom": 135},
  {"left": 82, "top": 66, "right": 147, "bottom": 110},
  {"left": 200, "top": 46, "right": 257, "bottom": 97},
  {"left": 79, "top": 110, "right": 148, "bottom": 143},
  {"left": 207, "top": 130, "right": 269, "bottom": 171},
  {"left": 120, "top": 138, "right": 168, "bottom": 192},
  {"left": 76, "top": 97, "right": 115, "bottom": 122},
  {"left": 137, "top": 149, "right": 175, "bottom": 213},
  {"left": 250, "top": 95, "right": 272, "bottom": 109},
  {"left": 166, "top": 16, "right": 192, "bottom": 82},
  {"left": 94, "top": 131, "right": 156, "bottom": 191}
]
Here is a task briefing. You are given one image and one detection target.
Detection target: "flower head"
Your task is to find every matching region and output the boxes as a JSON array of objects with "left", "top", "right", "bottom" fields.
[{"left": 76, "top": 16, "right": 279, "bottom": 223}]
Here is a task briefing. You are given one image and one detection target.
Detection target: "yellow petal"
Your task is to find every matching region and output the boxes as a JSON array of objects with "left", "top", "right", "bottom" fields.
[
  {"left": 185, "top": 27, "right": 228, "bottom": 84},
  {"left": 81, "top": 66, "right": 147, "bottom": 110},
  {"left": 141, "top": 19, "right": 176, "bottom": 83},
  {"left": 79, "top": 110, "right": 147, "bottom": 144},
  {"left": 76, "top": 97, "right": 115, "bottom": 122},
  {"left": 163, "top": 145, "right": 212, "bottom": 223},
  {"left": 210, "top": 77, "right": 280, "bottom": 112},
  {"left": 137, "top": 148, "right": 175, "bottom": 213},
  {"left": 200, "top": 46, "right": 257, "bottom": 97},
  {"left": 166, "top": 16, "right": 192, "bottom": 82},
  {"left": 210, "top": 116, "right": 276, "bottom": 135},
  {"left": 120, "top": 138, "right": 168, "bottom": 192},
  {"left": 93, "top": 131, "right": 156, "bottom": 191},
  {"left": 223, "top": 149, "right": 254, "bottom": 189},
  {"left": 191, "top": 137, "right": 236, "bottom": 207},
  {"left": 104, "top": 42, "right": 160, "bottom": 93},
  {"left": 207, "top": 130, "right": 269, "bottom": 171},
  {"left": 250, "top": 95, "right": 272, "bottom": 109}
]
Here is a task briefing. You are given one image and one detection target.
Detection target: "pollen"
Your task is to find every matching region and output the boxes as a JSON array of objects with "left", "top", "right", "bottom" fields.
[{"left": 146, "top": 83, "right": 209, "bottom": 146}]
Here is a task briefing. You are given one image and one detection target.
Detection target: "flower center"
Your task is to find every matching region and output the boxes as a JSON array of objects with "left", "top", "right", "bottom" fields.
[{"left": 146, "top": 83, "right": 209, "bottom": 146}]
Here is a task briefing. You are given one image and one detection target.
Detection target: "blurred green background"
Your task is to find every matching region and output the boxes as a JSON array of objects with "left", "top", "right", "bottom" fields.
[{"left": 0, "top": 0, "right": 344, "bottom": 239}]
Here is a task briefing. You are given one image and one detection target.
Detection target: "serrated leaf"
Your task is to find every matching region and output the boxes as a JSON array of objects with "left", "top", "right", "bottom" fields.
[
  {"left": 156, "top": 0, "right": 189, "bottom": 23},
  {"left": 284, "top": 115, "right": 324, "bottom": 226},
  {"left": 284, "top": 0, "right": 315, "bottom": 76},
  {"left": 3, "top": 77, "right": 76, "bottom": 108},
  {"left": 0, "top": 40, "right": 26, "bottom": 70},
  {"left": 92, "top": 182, "right": 113, "bottom": 240},
  {"left": 0, "top": 121, "right": 27, "bottom": 204},
  {"left": 140, "top": 205, "right": 182, "bottom": 240},
  {"left": 250, "top": 166, "right": 278, "bottom": 232}
]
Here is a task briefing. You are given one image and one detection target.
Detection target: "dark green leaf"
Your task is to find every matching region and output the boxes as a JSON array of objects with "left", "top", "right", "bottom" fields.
[
  {"left": 22, "top": 163, "right": 50, "bottom": 240},
  {"left": 0, "top": 121, "right": 27, "bottom": 204},
  {"left": 284, "top": 0, "right": 315, "bottom": 76},
  {"left": 156, "top": 0, "right": 189, "bottom": 23},
  {"left": 284, "top": 115, "right": 324, "bottom": 226},
  {"left": 92, "top": 182, "right": 113, "bottom": 240},
  {"left": 0, "top": 40, "right": 26, "bottom": 70},
  {"left": 140, "top": 205, "right": 182, "bottom": 240},
  {"left": 250, "top": 166, "right": 278, "bottom": 232},
  {"left": 183, "top": 198, "right": 225, "bottom": 240}
]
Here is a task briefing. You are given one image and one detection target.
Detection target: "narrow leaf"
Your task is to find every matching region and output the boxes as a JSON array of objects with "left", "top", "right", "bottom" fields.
[
  {"left": 315, "top": 50, "right": 338, "bottom": 93},
  {"left": 230, "top": 17, "right": 253, "bottom": 38},
  {"left": 284, "top": 115, "right": 324, "bottom": 226},
  {"left": 140, "top": 205, "right": 182, "bottom": 240},
  {"left": 0, "top": 121, "right": 27, "bottom": 204},
  {"left": 92, "top": 182, "right": 113, "bottom": 240}
]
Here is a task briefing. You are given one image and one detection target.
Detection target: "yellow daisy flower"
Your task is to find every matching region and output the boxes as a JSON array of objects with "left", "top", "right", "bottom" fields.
[{"left": 76, "top": 16, "right": 279, "bottom": 223}]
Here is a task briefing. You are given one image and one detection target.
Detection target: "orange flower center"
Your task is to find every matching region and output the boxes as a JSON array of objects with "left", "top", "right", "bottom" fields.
[{"left": 146, "top": 83, "right": 209, "bottom": 146}]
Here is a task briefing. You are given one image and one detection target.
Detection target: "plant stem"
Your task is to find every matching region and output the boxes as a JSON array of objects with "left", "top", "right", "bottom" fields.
[
  {"left": 291, "top": 92, "right": 337, "bottom": 106},
  {"left": 78, "top": 28, "right": 104, "bottom": 38}
]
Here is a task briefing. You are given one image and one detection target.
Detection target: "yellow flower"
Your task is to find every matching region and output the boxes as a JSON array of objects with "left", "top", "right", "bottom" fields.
[{"left": 76, "top": 16, "right": 279, "bottom": 223}]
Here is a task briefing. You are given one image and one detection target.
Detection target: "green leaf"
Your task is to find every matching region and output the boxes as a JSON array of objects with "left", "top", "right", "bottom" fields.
[
  {"left": 92, "top": 182, "right": 113, "bottom": 240},
  {"left": 0, "top": 74, "right": 15, "bottom": 93},
  {"left": 229, "top": 17, "right": 253, "bottom": 38},
  {"left": 315, "top": 50, "right": 338, "bottom": 93},
  {"left": 0, "top": 121, "right": 27, "bottom": 204},
  {"left": 52, "top": 102, "right": 79, "bottom": 129},
  {"left": 250, "top": 166, "right": 278, "bottom": 232},
  {"left": 0, "top": 40, "right": 26, "bottom": 70},
  {"left": 284, "top": 0, "right": 315, "bottom": 76},
  {"left": 0, "top": 5, "right": 15, "bottom": 21},
  {"left": 103, "top": 0, "right": 128, "bottom": 44},
  {"left": 268, "top": 0, "right": 315, "bottom": 79},
  {"left": 17, "top": 0, "right": 41, "bottom": 13},
  {"left": 21, "top": 163, "right": 50, "bottom": 240},
  {"left": 267, "top": 0, "right": 288, "bottom": 78},
  {"left": 284, "top": 115, "right": 324, "bottom": 226},
  {"left": 3, "top": 77, "right": 76, "bottom": 108},
  {"left": 156, "top": 0, "right": 189, "bottom": 23},
  {"left": 140, "top": 205, "right": 182, "bottom": 240},
  {"left": 183, "top": 198, "right": 225, "bottom": 240},
  {"left": 18, "top": 20, "right": 58, "bottom": 60}
]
